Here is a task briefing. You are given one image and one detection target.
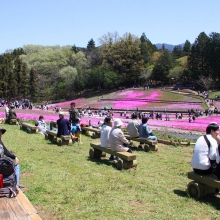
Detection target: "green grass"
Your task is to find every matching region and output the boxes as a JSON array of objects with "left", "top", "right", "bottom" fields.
[
  {"left": 209, "top": 91, "right": 220, "bottom": 99},
  {"left": 2, "top": 124, "right": 220, "bottom": 219}
]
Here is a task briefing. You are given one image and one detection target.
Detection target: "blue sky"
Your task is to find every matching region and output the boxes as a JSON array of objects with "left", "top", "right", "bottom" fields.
[{"left": 0, "top": 0, "right": 219, "bottom": 54}]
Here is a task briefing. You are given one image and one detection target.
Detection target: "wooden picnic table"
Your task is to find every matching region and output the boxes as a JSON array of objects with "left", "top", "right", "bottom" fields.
[{"left": 0, "top": 188, "right": 42, "bottom": 220}]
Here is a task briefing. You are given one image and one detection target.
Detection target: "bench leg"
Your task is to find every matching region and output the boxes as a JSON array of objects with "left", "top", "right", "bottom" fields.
[
  {"left": 92, "top": 133, "right": 100, "bottom": 139},
  {"left": 150, "top": 145, "right": 158, "bottom": 151},
  {"left": 48, "top": 135, "right": 57, "bottom": 143},
  {"left": 61, "top": 139, "right": 70, "bottom": 146},
  {"left": 89, "top": 148, "right": 106, "bottom": 159},
  {"left": 117, "top": 159, "right": 137, "bottom": 170},
  {"left": 187, "top": 181, "right": 216, "bottom": 199}
]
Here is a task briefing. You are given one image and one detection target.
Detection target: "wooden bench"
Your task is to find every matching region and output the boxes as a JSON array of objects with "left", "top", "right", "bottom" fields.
[
  {"left": 20, "top": 123, "right": 38, "bottom": 134},
  {"left": 50, "top": 121, "right": 58, "bottom": 128},
  {"left": 187, "top": 171, "right": 220, "bottom": 198},
  {"left": 0, "top": 188, "right": 42, "bottom": 219},
  {"left": 45, "top": 130, "right": 72, "bottom": 146},
  {"left": 82, "top": 127, "right": 101, "bottom": 139},
  {"left": 90, "top": 143, "right": 137, "bottom": 170},
  {"left": 125, "top": 135, "right": 158, "bottom": 152},
  {"left": 8, "top": 118, "right": 18, "bottom": 125}
]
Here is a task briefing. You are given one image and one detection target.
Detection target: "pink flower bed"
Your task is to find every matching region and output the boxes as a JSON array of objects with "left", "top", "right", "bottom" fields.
[
  {"left": 112, "top": 91, "right": 161, "bottom": 109},
  {"left": 154, "top": 103, "right": 204, "bottom": 111},
  {"left": 0, "top": 90, "right": 209, "bottom": 132}
]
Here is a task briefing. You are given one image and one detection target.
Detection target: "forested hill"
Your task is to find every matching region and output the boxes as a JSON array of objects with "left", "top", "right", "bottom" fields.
[{"left": 0, "top": 31, "right": 219, "bottom": 103}]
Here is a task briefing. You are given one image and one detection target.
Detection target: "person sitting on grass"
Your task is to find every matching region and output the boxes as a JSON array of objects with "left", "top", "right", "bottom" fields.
[
  {"left": 138, "top": 117, "right": 157, "bottom": 141},
  {"left": 70, "top": 118, "right": 82, "bottom": 144},
  {"left": 109, "top": 119, "right": 132, "bottom": 153},
  {"left": 100, "top": 117, "right": 115, "bottom": 160},
  {"left": 0, "top": 127, "right": 24, "bottom": 188},
  {"left": 191, "top": 122, "right": 220, "bottom": 176},
  {"left": 57, "top": 112, "right": 70, "bottom": 137},
  {"left": 126, "top": 114, "right": 139, "bottom": 138}
]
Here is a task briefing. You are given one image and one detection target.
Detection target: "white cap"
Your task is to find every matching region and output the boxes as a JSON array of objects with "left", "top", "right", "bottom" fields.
[
  {"left": 59, "top": 112, "right": 65, "bottom": 116},
  {"left": 114, "top": 118, "right": 123, "bottom": 127}
]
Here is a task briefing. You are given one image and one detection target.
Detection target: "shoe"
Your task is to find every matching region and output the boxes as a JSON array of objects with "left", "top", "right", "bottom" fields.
[
  {"left": 113, "top": 157, "right": 119, "bottom": 163},
  {"left": 17, "top": 184, "right": 25, "bottom": 188},
  {"left": 79, "top": 142, "right": 83, "bottom": 144}
]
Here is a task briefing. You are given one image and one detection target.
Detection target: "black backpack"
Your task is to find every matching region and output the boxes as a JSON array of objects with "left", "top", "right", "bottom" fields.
[{"left": 0, "top": 157, "right": 18, "bottom": 198}]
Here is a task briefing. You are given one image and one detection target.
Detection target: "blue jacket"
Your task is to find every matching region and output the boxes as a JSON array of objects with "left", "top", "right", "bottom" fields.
[
  {"left": 138, "top": 123, "right": 152, "bottom": 138},
  {"left": 57, "top": 118, "right": 70, "bottom": 137}
]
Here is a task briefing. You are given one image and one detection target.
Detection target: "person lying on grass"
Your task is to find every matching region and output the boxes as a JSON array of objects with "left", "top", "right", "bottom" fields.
[
  {"left": 109, "top": 119, "right": 132, "bottom": 153},
  {"left": 191, "top": 122, "right": 220, "bottom": 179},
  {"left": 138, "top": 117, "right": 157, "bottom": 141}
]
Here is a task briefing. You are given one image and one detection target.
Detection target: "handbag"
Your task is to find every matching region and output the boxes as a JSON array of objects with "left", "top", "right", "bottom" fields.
[{"left": 203, "top": 135, "right": 220, "bottom": 177}]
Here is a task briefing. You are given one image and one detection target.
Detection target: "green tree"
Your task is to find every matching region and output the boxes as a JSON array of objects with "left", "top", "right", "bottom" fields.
[
  {"left": 152, "top": 50, "right": 173, "bottom": 83},
  {"left": 14, "top": 57, "right": 23, "bottom": 97},
  {"left": 183, "top": 40, "right": 191, "bottom": 56},
  {"left": 139, "top": 33, "right": 157, "bottom": 65},
  {"left": 20, "top": 62, "right": 29, "bottom": 99},
  {"left": 206, "top": 32, "right": 220, "bottom": 80},
  {"left": 73, "top": 71, "right": 85, "bottom": 95},
  {"left": 99, "top": 32, "right": 144, "bottom": 86},
  {"left": 87, "top": 38, "right": 96, "bottom": 51},
  {"left": 172, "top": 45, "right": 183, "bottom": 59},
  {"left": 188, "top": 32, "right": 210, "bottom": 80},
  {"left": 29, "top": 68, "right": 38, "bottom": 102},
  {"left": 72, "top": 44, "right": 79, "bottom": 53}
]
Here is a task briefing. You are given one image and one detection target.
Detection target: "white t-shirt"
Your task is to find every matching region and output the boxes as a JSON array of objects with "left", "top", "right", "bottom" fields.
[
  {"left": 100, "top": 125, "right": 111, "bottom": 148},
  {"left": 191, "top": 134, "right": 217, "bottom": 170}
]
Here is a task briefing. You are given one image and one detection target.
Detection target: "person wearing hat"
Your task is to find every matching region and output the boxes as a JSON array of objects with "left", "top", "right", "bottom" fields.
[
  {"left": 57, "top": 112, "right": 71, "bottom": 137},
  {"left": 109, "top": 119, "right": 132, "bottom": 153},
  {"left": 191, "top": 122, "right": 220, "bottom": 176},
  {"left": 0, "top": 128, "right": 24, "bottom": 188},
  {"left": 69, "top": 102, "right": 80, "bottom": 126}
]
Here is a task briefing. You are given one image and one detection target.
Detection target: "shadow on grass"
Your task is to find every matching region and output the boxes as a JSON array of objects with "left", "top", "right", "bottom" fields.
[
  {"left": 87, "top": 157, "right": 117, "bottom": 169},
  {"left": 174, "top": 189, "right": 220, "bottom": 210}
]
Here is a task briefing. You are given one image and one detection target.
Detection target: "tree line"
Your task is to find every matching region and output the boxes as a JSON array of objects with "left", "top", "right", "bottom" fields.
[{"left": 0, "top": 31, "right": 219, "bottom": 102}]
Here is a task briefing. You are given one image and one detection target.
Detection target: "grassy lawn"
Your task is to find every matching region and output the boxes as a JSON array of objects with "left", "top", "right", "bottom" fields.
[{"left": 2, "top": 124, "right": 220, "bottom": 219}]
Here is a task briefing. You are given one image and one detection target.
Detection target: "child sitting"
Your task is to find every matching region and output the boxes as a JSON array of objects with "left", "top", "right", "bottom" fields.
[{"left": 71, "top": 118, "right": 82, "bottom": 144}]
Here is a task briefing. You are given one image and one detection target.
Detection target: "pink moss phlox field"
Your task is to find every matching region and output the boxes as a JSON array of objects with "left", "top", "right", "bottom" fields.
[
  {"left": 154, "top": 103, "right": 204, "bottom": 111},
  {"left": 112, "top": 91, "right": 161, "bottom": 109}
]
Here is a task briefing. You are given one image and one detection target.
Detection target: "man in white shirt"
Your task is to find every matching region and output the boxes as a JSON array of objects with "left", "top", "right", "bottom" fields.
[
  {"left": 126, "top": 114, "right": 140, "bottom": 137},
  {"left": 100, "top": 117, "right": 114, "bottom": 160},
  {"left": 191, "top": 122, "right": 220, "bottom": 175}
]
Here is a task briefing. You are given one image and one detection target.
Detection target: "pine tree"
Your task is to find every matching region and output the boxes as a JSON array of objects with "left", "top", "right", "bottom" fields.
[
  {"left": 183, "top": 40, "right": 191, "bottom": 56},
  {"left": 29, "top": 68, "right": 38, "bottom": 102},
  {"left": 87, "top": 38, "right": 96, "bottom": 51}
]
